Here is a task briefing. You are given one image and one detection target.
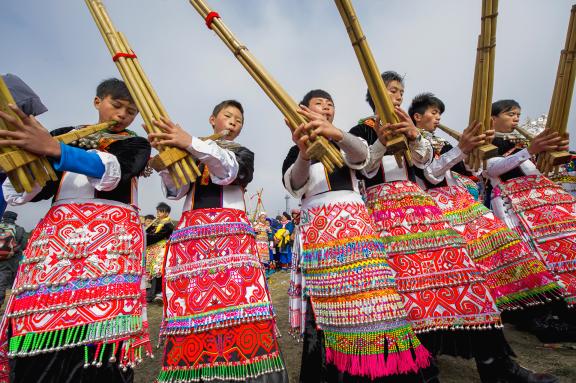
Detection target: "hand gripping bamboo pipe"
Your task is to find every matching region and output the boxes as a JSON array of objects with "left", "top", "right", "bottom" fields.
[
  {"left": 0, "top": 121, "right": 117, "bottom": 173},
  {"left": 537, "top": 5, "right": 576, "bottom": 175},
  {"left": 187, "top": 0, "right": 344, "bottom": 173},
  {"left": 334, "top": 0, "right": 412, "bottom": 168},
  {"left": 85, "top": 0, "right": 200, "bottom": 188},
  {"left": 467, "top": 0, "right": 499, "bottom": 172},
  {"left": 149, "top": 129, "right": 230, "bottom": 171},
  {"left": 0, "top": 77, "right": 57, "bottom": 193}
]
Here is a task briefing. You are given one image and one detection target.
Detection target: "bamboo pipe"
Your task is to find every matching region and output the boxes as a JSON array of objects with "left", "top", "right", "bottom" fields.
[
  {"left": 485, "top": 0, "right": 499, "bottom": 134},
  {"left": 189, "top": 0, "right": 300, "bottom": 126},
  {"left": 189, "top": 1, "right": 325, "bottom": 137},
  {"left": 192, "top": 0, "right": 344, "bottom": 170},
  {"left": 437, "top": 124, "right": 462, "bottom": 141},
  {"left": 86, "top": 0, "right": 200, "bottom": 187},
  {"left": 187, "top": 0, "right": 344, "bottom": 172},
  {"left": 551, "top": 5, "right": 576, "bottom": 135},
  {"left": 477, "top": 0, "right": 491, "bottom": 136},
  {"left": 538, "top": 5, "right": 576, "bottom": 174},
  {"left": 0, "top": 121, "right": 117, "bottom": 173},
  {"left": 89, "top": 1, "right": 192, "bottom": 185},
  {"left": 0, "top": 77, "right": 57, "bottom": 192},
  {"left": 469, "top": 36, "right": 482, "bottom": 124},
  {"left": 0, "top": 78, "right": 53, "bottom": 187},
  {"left": 467, "top": 0, "right": 499, "bottom": 171},
  {"left": 557, "top": 7, "right": 576, "bottom": 135},
  {"left": 334, "top": 0, "right": 412, "bottom": 167},
  {"left": 514, "top": 126, "right": 534, "bottom": 141}
]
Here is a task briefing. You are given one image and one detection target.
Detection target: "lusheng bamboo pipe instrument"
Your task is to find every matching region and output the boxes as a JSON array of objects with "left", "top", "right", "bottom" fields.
[
  {"left": 334, "top": 0, "right": 412, "bottom": 168},
  {"left": 537, "top": 5, "right": 576, "bottom": 174},
  {"left": 467, "top": 0, "right": 499, "bottom": 171},
  {"left": 0, "top": 77, "right": 57, "bottom": 193},
  {"left": 0, "top": 121, "right": 117, "bottom": 173},
  {"left": 437, "top": 124, "right": 462, "bottom": 141},
  {"left": 187, "top": 0, "right": 344, "bottom": 173},
  {"left": 514, "top": 126, "right": 534, "bottom": 141},
  {"left": 85, "top": 0, "right": 200, "bottom": 188}
]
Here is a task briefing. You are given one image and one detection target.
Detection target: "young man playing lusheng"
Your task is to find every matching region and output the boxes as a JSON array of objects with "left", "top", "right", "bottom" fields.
[
  {"left": 284, "top": 89, "right": 434, "bottom": 382},
  {"left": 0, "top": 78, "right": 152, "bottom": 382},
  {"left": 149, "top": 100, "right": 288, "bottom": 383},
  {"left": 409, "top": 93, "right": 562, "bottom": 315},
  {"left": 350, "top": 72, "right": 558, "bottom": 383}
]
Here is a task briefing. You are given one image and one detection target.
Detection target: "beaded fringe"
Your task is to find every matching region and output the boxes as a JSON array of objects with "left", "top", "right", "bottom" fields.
[
  {"left": 323, "top": 326, "right": 431, "bottom": 379},
  {"left": 170, "top": 222, "right": 255, "bottom": 244},
  {"left": 444, "top": 201, "right": 486, "bottom": 226},
  {"left": 379, "top": 228, "right": 466, "bottom": 254},
  {"left": 9, "top": 315, "right": 145, "bottom": 358},
  {"left": 161, "top": 302, "right": 275, "bottom": 334},
  {"left": 496, "top": 284, "right": 564, "bottom": 310},
  {"left": 79, "top": 338, "right": 150, "bottom": 371},
  {"left": 157, "top": 353, "right": 285, "bottom": 382},
  {"left": 412, "top": 315, "right": 504, "bottom": 334},
  {"left": 467, "top": 228, "right": 519, "bottom": 262},
  {"left": 301, "top": 236, "right": 387, "bottom": 269},
  {"left": 531, "top": 221, "right": 576, "bottom": 241}
]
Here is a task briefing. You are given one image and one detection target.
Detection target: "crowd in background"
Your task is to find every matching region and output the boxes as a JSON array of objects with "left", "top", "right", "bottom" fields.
[{"left": 252, "top": 208, "right": 300, "bottom": 276}]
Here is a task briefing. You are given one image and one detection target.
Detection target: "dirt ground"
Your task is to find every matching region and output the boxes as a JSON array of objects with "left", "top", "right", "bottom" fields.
[{"left": 135, "top": 272, "right": 576, "bottom": 383}]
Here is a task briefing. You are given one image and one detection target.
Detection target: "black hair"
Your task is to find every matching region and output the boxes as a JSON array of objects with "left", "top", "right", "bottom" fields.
[
  {"left": 144, "top": 214, "right": 155, "bottom": 221},
  {"left": 212, "top": 100, "right": 244, "bottom": 120},
  {"left": 299, "top": 89, "right": 333, "bottom": 108},
  {"left": 408, "top": 93, "right": 445, "bottom": 123},
  {"left": 491, "top": 99, "right": 521, "bottom": 117},
  {"left": 156, "top": 202, "right": 171, "bottom": 214},
  {"left": 282, "top": 212, "right": 291, "bottom": 220},
  {"left": 366, "top": 71, "right": 405, "bottom": 112},
  {"left": 96, "top": 78, "right": 134, "bottom": 104}
]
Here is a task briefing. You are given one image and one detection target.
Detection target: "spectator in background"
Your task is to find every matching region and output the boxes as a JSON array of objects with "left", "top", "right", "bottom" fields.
[
  {"left": 253, "top": 212, "right": 273, "bottom": 274},
  {"left": 275, "top": 213, "right": 293, "bottom": 271},
  {"left": 143, "top": 214, "right": 155, "bottom": 228},
  {"left": 0, "top": 210, "right": 26, "bottom": 308},
  {"left": 145, "top": 203, "right": 174, "bottom": 303},
  {"left": 266, "top": 217, "right": 277, "bottom": 272}
]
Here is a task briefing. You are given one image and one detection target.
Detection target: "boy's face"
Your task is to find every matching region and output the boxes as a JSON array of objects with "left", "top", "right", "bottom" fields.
[
  {"left": 209, "top": 106, "right": 244, "bottom": 140},
  {"left": 144, "top": 218, "right": 154, "bottom": 226},
  {"left": 386, "top": 80, "right": 404, "bottom": 107},
  {"left": 156, "top": 209, "right": 169, "bottom": 219},
  {"left": 414, "top": 106, "right": 442, "bottom": 132},
  {"left": 94, "top": 95, "right": 138, "bottom": 132},
  {"left": 492, "top": 107, "right": 521, "bottom": 133},
  {"left": 307, "top": 97, "right": 335, "bottom": 123}
]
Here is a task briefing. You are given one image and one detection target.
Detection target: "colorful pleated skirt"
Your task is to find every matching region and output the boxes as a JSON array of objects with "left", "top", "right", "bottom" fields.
[
  {"left": 494, "top": 175, "right": 576, "bottom": 306},
  {"left": 299, "top": 191, "right": 430, "bottom": 379},
  {"left": 158, "top": 207, "right": 287, "bottom": 383},
  {"left": 365, "top": 181, "right": 512, "bottom": 359},
  {"left": 0, "top": 200, "right": 151, "bottom": 380},
  {"left": 428, "top": 185, "right": 561, "bottom": 310}
]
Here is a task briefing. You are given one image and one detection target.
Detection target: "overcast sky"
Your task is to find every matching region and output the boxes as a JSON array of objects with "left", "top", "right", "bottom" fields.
[{"left": 2, "top": 0, "right": 575, "bottom": 230}]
